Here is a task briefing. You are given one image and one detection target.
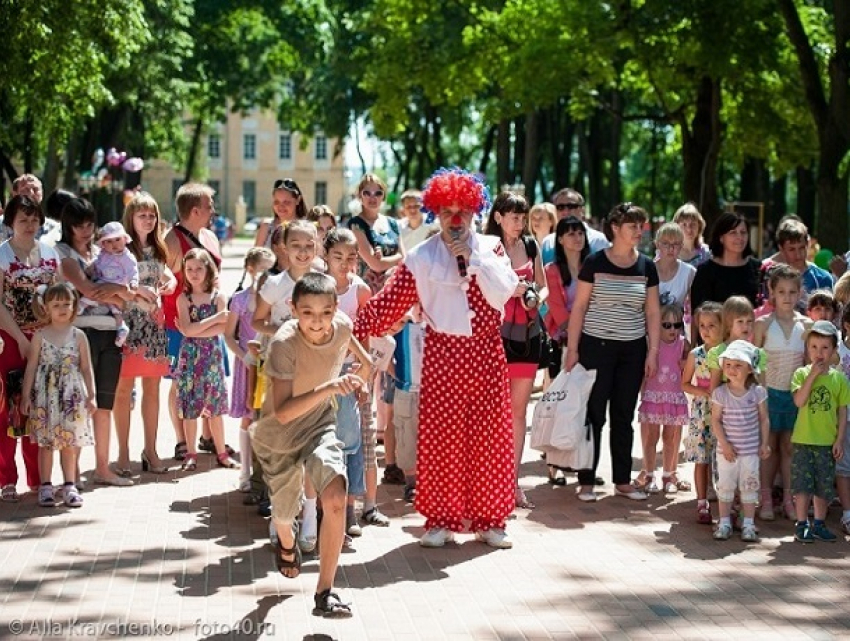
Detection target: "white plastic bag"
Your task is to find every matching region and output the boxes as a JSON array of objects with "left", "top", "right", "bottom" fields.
[
  {"left": 550, "top": 364, "right": 596, "bottom": 450},
  {"left": 546, "top": 423, "right": 595, "bottom": 471},
  {"left": 530, "top": 369, "right": 570, "bottom": 451}
]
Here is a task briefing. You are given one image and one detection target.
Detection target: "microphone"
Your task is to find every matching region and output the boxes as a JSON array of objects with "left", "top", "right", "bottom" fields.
[{"left": 449, "top": 228, "right": 467, "bottom": 278}]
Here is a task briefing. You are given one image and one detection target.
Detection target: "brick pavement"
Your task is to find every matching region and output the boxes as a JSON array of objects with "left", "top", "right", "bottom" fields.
[{"left": 2, "top": 239, "right": 850, "bottom": 640}]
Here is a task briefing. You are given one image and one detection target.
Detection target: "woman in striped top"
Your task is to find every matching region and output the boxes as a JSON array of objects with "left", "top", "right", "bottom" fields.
[{"left": 565, "top": 203, "right": 661, "bottom": 502}]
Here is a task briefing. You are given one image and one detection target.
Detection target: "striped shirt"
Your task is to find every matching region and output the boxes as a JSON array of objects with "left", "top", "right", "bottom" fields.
[
  {"left": 579, "top": 251, "right": 658, "bottom": 341},
  {"left": 710, "top": 384, "right": 767, "bottom": 456}
]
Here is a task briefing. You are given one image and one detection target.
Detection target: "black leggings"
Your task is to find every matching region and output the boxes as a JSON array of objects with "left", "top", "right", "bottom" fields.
[{"left": 577, "top": 333, "right": 647, "bottom": 486}]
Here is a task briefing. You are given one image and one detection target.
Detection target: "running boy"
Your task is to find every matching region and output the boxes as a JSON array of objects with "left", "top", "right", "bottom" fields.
[
  {"left": 790, "top": 320, "right": 849, "bottom": 543},
  {"left": 250, "top": 273, "right": 372, "bottom": 617}
]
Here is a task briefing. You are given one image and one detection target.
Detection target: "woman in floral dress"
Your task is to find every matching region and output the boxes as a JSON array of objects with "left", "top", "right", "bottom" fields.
[{"left": 0, "top": 196, "right": 61, "bottom": 502}]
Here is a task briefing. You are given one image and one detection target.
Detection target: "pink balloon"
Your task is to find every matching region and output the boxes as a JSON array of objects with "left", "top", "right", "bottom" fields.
[{"left": 122, "top": 157, "right": 144, "bottom": 173}]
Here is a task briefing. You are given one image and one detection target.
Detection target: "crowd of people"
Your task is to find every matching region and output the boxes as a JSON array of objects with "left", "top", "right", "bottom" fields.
[{"left": 3, "top": 169, "right": 850, "bottom": 618}]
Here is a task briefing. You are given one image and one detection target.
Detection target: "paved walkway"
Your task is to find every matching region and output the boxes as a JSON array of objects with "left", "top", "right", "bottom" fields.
[{"left": 2, "top": 239, "right": 850, "bottom": 640}]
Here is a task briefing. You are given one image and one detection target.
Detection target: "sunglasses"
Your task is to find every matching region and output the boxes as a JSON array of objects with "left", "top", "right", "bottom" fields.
[
  {"left": 661, "top": 321, "right": 684, "bottom": 330},
  {"left": 555, "top": 202, "right": 583, "bottom": 211},
  {"left": 362, "top": 189, "right": 384, "bottom": 198},
  {"left": 274, "top": 178, "right": 300, "bottom": 194}
]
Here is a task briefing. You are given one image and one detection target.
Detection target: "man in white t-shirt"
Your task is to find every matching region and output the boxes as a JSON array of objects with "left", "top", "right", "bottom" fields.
[{"left": 540, "top": 188, "right": 610, "bottom": 265}]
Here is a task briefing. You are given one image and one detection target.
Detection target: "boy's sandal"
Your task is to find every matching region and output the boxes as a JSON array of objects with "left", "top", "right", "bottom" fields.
[
  {"left": 361, "top": 507, "right": 390, "bottom": 526},
  {"left": 312, "top": 589, "right": 352, "bottom": 619},
  {"left": 274, "top": 524, "right": 302, "bottom": 578},
  {"left": 1, "top": 484, "right": 19, "bottom": 503},
  {"left": 174, "top": 441, "right": 188, "bottom": 461}
]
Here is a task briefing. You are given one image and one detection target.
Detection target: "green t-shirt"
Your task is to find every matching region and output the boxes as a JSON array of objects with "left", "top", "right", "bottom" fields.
[
  {"left": 790, "top": 365, "right": 850, "bottom": 446},
  {"left": 707, "top": 342, "right": 768, "bottom": 377}
]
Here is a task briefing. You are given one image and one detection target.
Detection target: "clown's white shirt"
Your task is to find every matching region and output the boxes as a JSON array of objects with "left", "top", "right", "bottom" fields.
[{"left": 403, "top": 232, "right": 518, "bottom": 337}]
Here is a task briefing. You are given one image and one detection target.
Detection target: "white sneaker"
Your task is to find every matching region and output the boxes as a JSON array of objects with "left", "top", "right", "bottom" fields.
[
  {"left": 740, "top": 524, "right": 758, "bottom": 542},
  {"left": 713, "top": 523, "right": 732, "bottom": 540},
  {"left": 475, "top": 528, "right": 513, "bottom": 549},
  {"left": 420, "top": 528, "right": 454, "bottom": 548},
  {"left": 841, "top": 516, "right": 850, "bottom": 536},
  {"left": 239, "top": 478, "right": 252, "bottom": 493}
]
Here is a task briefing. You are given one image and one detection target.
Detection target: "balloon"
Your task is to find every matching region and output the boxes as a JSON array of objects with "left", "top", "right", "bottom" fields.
[
  {"left": 122, "top": 157, "right": 144, "bottom": 173},
  {"left": 106, "top": 148, "right": 121, "bottom": 167},
  {"left": 92, "top": 148, "right": 104, "bottom": 172},
  {"left": 814, "top": 248, "right": 834, "bottom": 270}
]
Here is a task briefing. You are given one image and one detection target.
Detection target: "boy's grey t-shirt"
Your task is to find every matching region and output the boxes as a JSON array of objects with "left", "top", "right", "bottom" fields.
[{"left": 252, "top": 312, "right": 352, "bottom": 455}]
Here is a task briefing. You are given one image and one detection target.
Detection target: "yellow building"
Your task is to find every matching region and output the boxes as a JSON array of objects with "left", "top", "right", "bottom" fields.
[{"left": 144, "top": 108, "right": 347, "bottom": 231}]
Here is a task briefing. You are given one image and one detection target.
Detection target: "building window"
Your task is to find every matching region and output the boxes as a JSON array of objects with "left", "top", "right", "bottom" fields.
[
  {"left": 279, "top": 133, "right": 292, "bottom": 160},
  {"left": 242, "top": 180, "right": 256, "bottom": 213},
  {"left": 243, "top": 134, "right": 256, "bottom": 161},
  {"left": 315, "top": 181, "right": 328, "bottom": 206},
  {"left": 208, "top": 134, "right": 221, "bottom": 159},
  {"left": 315, "top": 134, "right": 327, "bottom": 161}
]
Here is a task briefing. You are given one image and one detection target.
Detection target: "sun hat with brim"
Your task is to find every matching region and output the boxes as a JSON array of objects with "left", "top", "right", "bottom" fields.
[
  {"left": 803, "top": 320, "right": 839, "bottom": 342},
  {"left": 719, "top": 340, "right": 760, "bottom": 374},
  {"left": 97, "top": 221, "right": 132, "bottom": 245}
]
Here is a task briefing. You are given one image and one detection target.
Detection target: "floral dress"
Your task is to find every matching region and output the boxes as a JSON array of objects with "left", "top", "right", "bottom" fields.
[
  {"left": 175, "top": 291, "right": 229, "bottom": 420},
  {"left": 28, "top": 329, "right": 94, "bottom": 450},
  {"left": 683, "top": 344, "right": 715, "bottom": 464},
  {"left": 122, "top": 247, "right": 169, "bottom": 375}
]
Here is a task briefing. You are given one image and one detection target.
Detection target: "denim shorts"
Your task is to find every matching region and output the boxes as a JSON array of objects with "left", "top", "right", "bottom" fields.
[{"left": 767, "top": 388, "right": 797, "bottom": 432}]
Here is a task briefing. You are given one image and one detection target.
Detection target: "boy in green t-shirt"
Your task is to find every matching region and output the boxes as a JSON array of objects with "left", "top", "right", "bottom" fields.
[{"left": 790, "top": 320, "right": 849, "bottom": 543}]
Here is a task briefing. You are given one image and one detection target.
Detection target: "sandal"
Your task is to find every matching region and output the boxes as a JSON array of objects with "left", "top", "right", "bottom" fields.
[
  {"left": 199, "top": 436, "right": 236, "bottom": 457},
  {"left": 312, "top": 589, "right": 352, "bottom": 619},
  {"left": 1, "top": 484, "right": 19, "bottom": 503},
  {"left": 38, "top": 484, "right": 56, "bottom": 507},
  {"left": 663, "top": 474, "right": 691, "bottom": 493},
  {"left": 515, "top": 487, "right": 535, "bottom": 509},
  {"left": 64, "top": 485, "right": 83, "bottom": 508},
  {"left": 216, "top": 452, "right": 240, "bottom": 469},
  {"left": 547, "top": 467, "right": 566, "bottom": 486},
  {"left": 273, "top": 523, "right": 302, "bottom": 578},
  {"left": 174, "top": 441, "right": 188, "bottom": 461},
  {"left": 361, "top": 507, "right": 390, "bottom": 526},
  {"left": 182, "top": 454, "right": 198, "bottom": 472},
  {"left": 696, "top": 503, "right": 712, "bottom": 524}
]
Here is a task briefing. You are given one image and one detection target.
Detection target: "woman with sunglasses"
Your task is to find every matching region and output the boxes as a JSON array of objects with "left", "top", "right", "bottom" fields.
[
  {"left": 348, "top": 174, "right": 405, "bottom": 527},
  {"left": 254, "top": 179, "right": 308, "bottom": 250},
  {"left": 565, "top": 202, "right": 661, "bottom": 502}
]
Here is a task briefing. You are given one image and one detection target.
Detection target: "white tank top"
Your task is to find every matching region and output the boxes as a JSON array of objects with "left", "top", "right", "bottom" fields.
[
  {"left": 337, "top": 274, "right": 367, "bottom": 322},
  {"left": 763, "top": 316, "right": 806, "bottom": 390}
]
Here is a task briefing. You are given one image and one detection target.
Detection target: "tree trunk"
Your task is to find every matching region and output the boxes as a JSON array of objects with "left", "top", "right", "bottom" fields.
[
  {"left": 184, "top": 117, "right": 204, "bottom": 184},
  {"left": 521, "top": 110, "right": 540, "bottom": 199},
  {"left": 778, "top": 0, "right": 850, "bottom": 250},
  {"left": 548, "top": 102, "right": 574, "bottom": 196},
  {"left": 63, "top": 134, "right": 80, "bottom": 190},
  {"left": 42, "top": 136, "right": 61, "bottom": 196},
  {"left": 680, "top": 76, "right": 722, "bottom": 226},
  {"left": 512, "top": 116, "right": 525, "bottom": 191},
  {"left": 795, "top": 165, "right": 817, "bottom": 230},
  {"left": 23, "top": 111, "right": 34, "bottom": 174},
  {"left": 479, "top": 124, "right": 497, "bottom": 176},
  {"left": 496, "top": 119, "right": 511, "bottom": 190},
  {"left": 769, "top": 173, "right": 788, "bottom": 224},
  {"left": 607, "top": 89, "right": 623, "bottom": 212},
  {"left": 739, "top": 157, "right": 769, "bottom": 205},
  {"left": 0, "top": 146, "right": 19, "bottom": 188}
]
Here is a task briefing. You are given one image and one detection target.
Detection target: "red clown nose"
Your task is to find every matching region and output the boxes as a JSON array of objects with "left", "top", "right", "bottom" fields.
[{"left": 451, "top": 215, "right": 461, "bottom": 226}]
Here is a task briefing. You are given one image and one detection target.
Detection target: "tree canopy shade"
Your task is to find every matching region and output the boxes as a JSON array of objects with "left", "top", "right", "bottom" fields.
[{"left": 1, "top": 0, "right": 847, "bottom": 249}]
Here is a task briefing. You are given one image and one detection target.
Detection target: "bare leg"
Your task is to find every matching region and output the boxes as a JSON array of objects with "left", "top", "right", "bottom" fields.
[
  {"left": 795, "top": 492, "right": 811, "bottom": 522},
  {"left": 778, "top": 431, "right": 794, "bottom": 511},
  {"left": 183, "top": 419, "right": 198, "bottom": 457},
  {"left": 208, "top": 415, "right": 226, "bottom": 455},
  {"left": 760, "top": 432, "right": 780, "bottom": 502},
  {"left": 38, "top": 447, "right": 53, "bottom": 485},
  {"left": 316, "top": 476, "right": 346, "bottom": 593},
  {"left": 837, "top": 476, "right": 850, "bottom": 511},
  {"left": 510, "top": 377, "right": 534, "bottom": 505},
  {"left": 59, "top": 448, "right": 77, "bottom": 484},
  {"left": 694, "top": 463, "right": 708, "bottom": 500},
  {"left": 140, "top": 377, "right": 164, "bottom": 467},
  {"left": 169, "top": 381, "right": 185, "bottom": 444},
  {"left": 274, "top": 518, "right": 299, "bottom": 578},
  {"left": 661, "top": 425, "right": 682, "bottom": 476},
  {"left": 93, "top": 408, "right": 119, "bottom": 480},
  {"left": 113, "top": 377, "right": 134, "bottom": 470},
  {"left": 812, "top": 495, "right": 828, "bottom": 521},
  {"left": 380, "top": 400, "right": 396, "bottom": 466},
  {"left": 640, "top": 423, "right": 660, "bottom": 481}
]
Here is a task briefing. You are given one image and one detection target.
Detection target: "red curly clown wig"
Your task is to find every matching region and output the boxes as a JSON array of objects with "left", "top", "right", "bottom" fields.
[{"left": 420, "top": 167, "right": 491, "bottom": 223}]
